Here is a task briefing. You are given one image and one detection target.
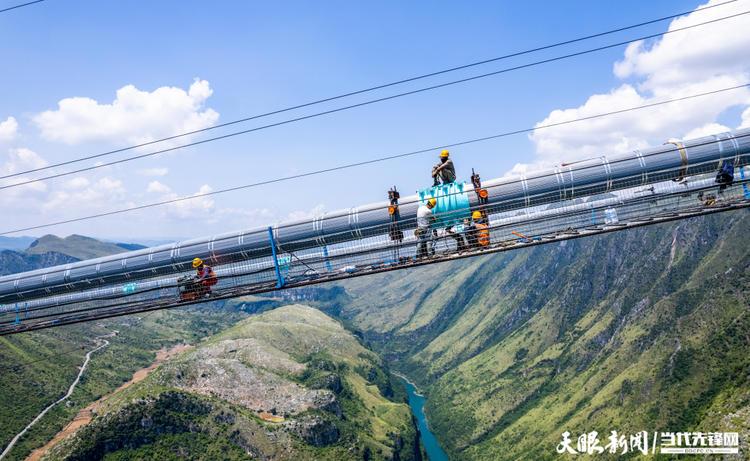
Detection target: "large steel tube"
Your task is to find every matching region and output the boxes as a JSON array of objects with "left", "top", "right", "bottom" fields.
[
  {"left": 0, "top": 170, "right": 742, "bottom": 322},
  {"left": 1, "top": 128, "right": 749, "bottom": 306}
]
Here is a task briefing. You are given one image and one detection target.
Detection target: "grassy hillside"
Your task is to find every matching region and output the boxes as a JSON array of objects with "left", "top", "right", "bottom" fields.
[
  {"left": 24, "top": 234, "right": 131, "bottom": 260},
  {"left": 295, "top": 210, "right": 750, "bottom": 460},
  {"left": 43, "top": 305, "right": 427, "bottom": 461},
  {"left": 0, "top": 302, "right": 253, "bottom": 461},
  {"left": 5, "top": 207, "right": 750, "bottom": 460}
]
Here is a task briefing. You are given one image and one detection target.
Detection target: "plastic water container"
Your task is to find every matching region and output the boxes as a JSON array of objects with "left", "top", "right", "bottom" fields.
[{"left": 605, "top": 207, "right": 619, "bottom": 224}]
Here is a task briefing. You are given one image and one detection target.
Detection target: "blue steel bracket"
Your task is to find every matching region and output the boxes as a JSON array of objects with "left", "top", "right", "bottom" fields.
[
  {"left": 741, "top": 167, "right": 750, "bottom": 199},
  {"left": 268, "top": 227, "right": 285, "bottom": 288},
  {"left": 323, "top": 246, "right": 333, "bottom": 272}
]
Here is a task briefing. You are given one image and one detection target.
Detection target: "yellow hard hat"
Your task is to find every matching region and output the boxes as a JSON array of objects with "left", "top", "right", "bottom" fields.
[
  {"left": 428, "top": 198, "right": 437, "bottom": 207},
  {"left": 193, "top": 258, "right": 203, "bottom": 268},
  {"left": 440, "top": 150, "right": 449, "bottom": 158},
  {"left": 472, "top": 211, "right": 482, "bottom": 220}
]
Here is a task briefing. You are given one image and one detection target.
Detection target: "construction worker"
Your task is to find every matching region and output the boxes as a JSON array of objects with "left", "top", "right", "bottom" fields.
[
  {"left": 193, "top": 258, "right": 217, "bottom": 297},
  {"left": 465, "top": 211, "right": 490, "bottom": 249},
  {"left": 432, "top": 150, "right": 456, "bottom": 187},
  {"left": 715, "top": 162, "right": 734, "bottom": 198},
  {"left": 416, "top": 198, "right": 437, "bottom": 258},
  {"left": 446, "top": 225, "right": 467, "bottom": 252}
]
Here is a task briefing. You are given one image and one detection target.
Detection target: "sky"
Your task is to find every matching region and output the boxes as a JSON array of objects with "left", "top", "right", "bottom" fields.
[{"left": 1, "top": 0, "right": 749, "bottom": 243}]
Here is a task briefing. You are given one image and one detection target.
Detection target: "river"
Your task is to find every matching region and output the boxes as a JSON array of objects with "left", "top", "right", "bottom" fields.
[{"left": 400, "top": 378, "right": 449, "bottom": 461}]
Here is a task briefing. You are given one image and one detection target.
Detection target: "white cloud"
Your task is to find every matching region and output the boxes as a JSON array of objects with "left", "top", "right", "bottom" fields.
[
  {"left": 6, "top": 147, "right": 47, "bottom": 172},
  {"left": 0, "top": 117, "right": 48, "bottom": 195},
  {"left": 147, "top": 180, "right": 171, "bottom": 193},
  {"left": 287, "top": 204, "right": 325, "bottom": 221},
  {"left": 0, "top": 147, "right": 49, "bottom": 194},
  {"left": 0, "top": 117, "right": 18, "bottom": 144},
  {"left": 740, "top": 106, "right": 750, "bottom": 129},
  {"left": 680, "top": 122, "right": 732, "bottom": 141},
  {"left": 613, "top": 1, "right": 750, "bottom": 89},
  {"left": 137, "top": 167, "right": 169, "bottom": 176},
  {"left": 32, "top": 79, "right": 219, "bottom": 146},
  {"left": 63, "top": 177, "right": 90, "bottom": 189},
  {"left": 522, "top": 0, "right": 750, "bottom": 172},
  {"left": 158, "top": 184, "right": 217, "bottom": 219},
  {"left": 40, "top": 177, "right": 126, "bottom": 213}
]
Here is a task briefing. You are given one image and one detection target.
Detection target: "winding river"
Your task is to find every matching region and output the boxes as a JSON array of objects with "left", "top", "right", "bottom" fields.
[{"left": 400, "top": 378, "right": 449, "bottom": 461}]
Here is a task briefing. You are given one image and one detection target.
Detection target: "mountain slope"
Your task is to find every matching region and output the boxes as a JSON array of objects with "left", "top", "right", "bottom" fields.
[
  {"left": 0, "top": 303, "right": 254, "bottom": 461},
  {"left": 24, "top": 235, "right": 131, "bottom": 260},
  {"left": 43, "top": 305, "right": 428, "bottom": 461},
  {"left": 297, "top": 210, "right": 750, "bottom": 459},
  {"left": 0, "top": 250, "right": 79, "bottom": 277}
]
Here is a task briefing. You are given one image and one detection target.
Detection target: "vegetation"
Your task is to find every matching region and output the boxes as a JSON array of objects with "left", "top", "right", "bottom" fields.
[
  {"left": 23, "top": 234, "right": 131, "bottom": 260},
  {"left": 0, "top": 250, "right": 78, "bottom": 276},
  {"left": 102, "top": 433, "right": 256, "bottom": 461},
  {"left": 0, "top": 302, "right": 251, "bottom": 460},
  {"left": 6, "top": 208, "right": 750, "bottom": 460},
  {"left": 299, "top": 209, "right": 750, "bottom": 460},
  {"left": 43, "top": 305, "right": 427, "bottom": 461}
]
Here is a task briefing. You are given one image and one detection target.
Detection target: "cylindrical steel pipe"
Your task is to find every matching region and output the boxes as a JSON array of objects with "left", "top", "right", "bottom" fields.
[{"left": 1, "top": 128, "right": 749, "bottom": 305}]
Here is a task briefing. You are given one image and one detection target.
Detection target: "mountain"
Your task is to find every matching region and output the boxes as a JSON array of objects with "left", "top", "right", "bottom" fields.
[
  {"left": 290, "top": 209, "right": 750, "bottom": 460},
  {"left": 0, "top": 236, "right": 37, "bottom": 251},
  {"left": 0, "top": 250, "right": 80, "bottom": 277},
  {"left": 0, "top": 234, "right": 144, "bottom": 278},
  {"left": 42, "top": 304, "right": 427, "bottom": 461},
  {"left": 4, "top": 209, "right": 750, "bottom": 461},
  {"left": 23, "top": 234, "right": 135, "bottom": 260},
  {"left": 0, "top": 301, "right": 256, "bottom": 461}
]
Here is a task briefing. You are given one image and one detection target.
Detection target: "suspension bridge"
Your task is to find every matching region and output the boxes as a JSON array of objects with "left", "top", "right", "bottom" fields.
[{"left": 1, "top": 128, "right": 749, "bottom": 336}]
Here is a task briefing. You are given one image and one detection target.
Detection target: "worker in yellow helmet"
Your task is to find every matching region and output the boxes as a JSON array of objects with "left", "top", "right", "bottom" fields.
[
  {"left": 416, "top": 198, "right": 438, "bottom": 258},
  {"left": 431, "top": 150, "right": 456, "bottom": 187},
  {"left": 192, "top": 258, "right": 217, "bottom": 297},
  {"left": 465, "top": 211, "right": 490, "bottom": 249}
]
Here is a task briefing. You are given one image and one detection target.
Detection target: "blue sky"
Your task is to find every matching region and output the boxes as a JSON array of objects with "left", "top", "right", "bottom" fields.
[{"left": 1, "top": 0, "right": 749, "bottom": 242}]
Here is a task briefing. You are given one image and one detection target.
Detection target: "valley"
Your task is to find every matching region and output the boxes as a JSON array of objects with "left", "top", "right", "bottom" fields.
[{"left": 2, "top": 211, "right": 750, "bottom": 459}]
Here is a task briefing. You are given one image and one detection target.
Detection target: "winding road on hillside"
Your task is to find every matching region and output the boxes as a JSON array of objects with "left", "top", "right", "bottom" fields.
[{"left": 0, "top": 340, "right": 109, "bottom": 460}]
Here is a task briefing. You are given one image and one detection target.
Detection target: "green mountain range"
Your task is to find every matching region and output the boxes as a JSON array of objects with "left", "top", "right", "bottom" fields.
[
  {"left": 43, "top": 304, "right": 426, "bottom": 461},
  {"left": 294, "top": 210, "right": 750, "bottom": 460},
  {"left": 24, "top": 234, "right": 145, "bottom": 260},
  {"left": 0, "top": 234, "right": 147, "bottom": 277},
  {"left": 2, "top": 210, "right": 750, "bottom": 460}
]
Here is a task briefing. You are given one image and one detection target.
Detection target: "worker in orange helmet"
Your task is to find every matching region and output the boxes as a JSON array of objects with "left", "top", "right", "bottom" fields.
[
  {"left": 431, "top": 150, "right": 456, "bottom": 187},
  {"left": 193, "top": 258, "right": 217, "bottom": 297},
  {"left": 465, "top": 211, "right": 490, "bottom": 249}
]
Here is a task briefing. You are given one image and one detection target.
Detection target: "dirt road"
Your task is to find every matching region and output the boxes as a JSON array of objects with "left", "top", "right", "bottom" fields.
[{"left": 24, "top": 343, "right": 194, "bottom": 461}]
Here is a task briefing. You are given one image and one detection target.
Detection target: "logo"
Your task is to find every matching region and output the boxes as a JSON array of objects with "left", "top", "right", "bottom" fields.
[{"left": 556, "top": 431, "right": 740, "bottom": 455}]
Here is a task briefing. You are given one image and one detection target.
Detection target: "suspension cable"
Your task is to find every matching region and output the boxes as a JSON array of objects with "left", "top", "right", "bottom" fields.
[
  {"left": 1, "top": 4, "right": 744, "bottom": 188},
  {"left": 1, "top": 83, "right": 748, "bottom": 236}
]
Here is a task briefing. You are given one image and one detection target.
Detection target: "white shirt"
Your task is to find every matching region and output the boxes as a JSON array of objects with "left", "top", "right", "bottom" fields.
[{"left": 417, "top": 205, "right": 433, "bottom": 228}]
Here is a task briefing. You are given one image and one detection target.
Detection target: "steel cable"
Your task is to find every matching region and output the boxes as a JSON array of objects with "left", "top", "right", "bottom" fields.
[
  {"left": 1, "top": 82, "right": 748, "bottom": 236},
  {"left": 0, "top": 4, "right": 744, "bottom": 187}
]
